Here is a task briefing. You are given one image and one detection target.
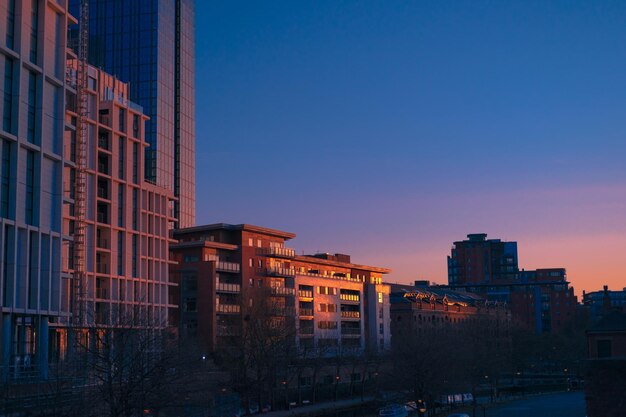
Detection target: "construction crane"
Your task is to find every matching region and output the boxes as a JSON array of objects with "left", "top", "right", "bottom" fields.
[{"left": 72, "top": 0, "right": 89, "bottom": 329}]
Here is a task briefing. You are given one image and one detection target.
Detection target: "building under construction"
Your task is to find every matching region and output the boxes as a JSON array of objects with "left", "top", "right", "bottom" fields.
[{"left": 0, "top": 0, "right": 175, "bottom": 380}]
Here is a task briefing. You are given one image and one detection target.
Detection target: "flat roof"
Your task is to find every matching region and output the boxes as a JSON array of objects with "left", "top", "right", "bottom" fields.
[
  {"left": 173, "top": 223, "right": 296, "bottom": 240},
  {"left": 294, "top": 255, "right": 391, "bottom": 274}
]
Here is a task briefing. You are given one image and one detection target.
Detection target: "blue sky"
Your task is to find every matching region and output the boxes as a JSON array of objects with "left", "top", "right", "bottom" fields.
[{"left": 194, "top": 1, "right": 626, "bottom": 293}]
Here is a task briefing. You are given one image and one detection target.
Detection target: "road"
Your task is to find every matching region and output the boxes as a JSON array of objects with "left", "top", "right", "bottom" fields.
[{"left": 482, "top": 391, "right": 585, "bottom": 417}]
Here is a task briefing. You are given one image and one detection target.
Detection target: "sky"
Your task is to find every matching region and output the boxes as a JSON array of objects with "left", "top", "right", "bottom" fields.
[{"left": 194, "top": 0, "right": 626, "bottom": 296}]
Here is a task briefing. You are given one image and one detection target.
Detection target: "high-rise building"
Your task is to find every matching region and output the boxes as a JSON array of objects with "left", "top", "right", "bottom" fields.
[
  {"left": 70, "top": 0, "right": 196, "bottom": 228},
  {"left": 169, "top": 223, "right": 392, "bottom": 356},
  {"left": 0, "top": 0, "right": 72, "bottom": 379}
]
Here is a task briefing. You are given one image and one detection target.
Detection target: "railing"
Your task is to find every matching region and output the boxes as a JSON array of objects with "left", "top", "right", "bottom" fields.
[
  {"left": 97, "top": 212, "right": 109, "bottom": 224},
  {"left": 96, "top": 238, "right": 109, "bottom": 249},
  {"left": 341, "top": 328, "right": 361, "bottom": 335},
  {"left": 257, "top": 247, "right": 296, "bottom": 258},
  {"left": 97, "top": 187, "right": 109, "bottom": 199},
  {"left": 295, "top": 270, "right": 363, "bottom": 283},
  {"left": 216, "top": 282, "right": 241, "bottom": 293},
  {"left": 99, "top": 114, "right": 111, "bottom": 126},
  {"left": 340, "top": 294, "right": 360, "bottom": 302},
  {"left": 299, "top": 308, "right": 314, "bottom": 316},
  {"left": 271, "top": 286, "right": 295, "bottom": 296},
  {"left": 216, "top": 261, "right": 240, "bottom": 273},
  {"left": 96, "top": 263, "right": 109, "bottom": 274},
  {"left": 97, "top": 163, "right": 110, "bottom": 175},
  {"left": 96, "top": 288, "right": 108, "bottom": 299},
  {"left": 341, "top": 311, "right": 360, "bottom": 319},
  {"left": 299, "top": 328, "right": 314, "bottom": 335},
  {"left": 298, "top": 290, "right": 314, "bottom": 298},
  {"left": 259, "top": 267, "right": 295, "bottom": 278},
  {"left": 270, "top": 307, "right": 296, "bottom": 316},
  {"left": 216, "top": 304, "right": 240, "bottom": 314},
  {"left": 98, "top": 135, "right": 110, "bottom": 150},
  {"left": 216, "top": 325, "right": 241, "bottom": 337}
]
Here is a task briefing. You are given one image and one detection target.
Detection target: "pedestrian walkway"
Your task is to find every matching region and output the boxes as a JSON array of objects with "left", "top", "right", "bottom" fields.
[{"left": 260, "top": 396, "right": 375, "bottom": 417}]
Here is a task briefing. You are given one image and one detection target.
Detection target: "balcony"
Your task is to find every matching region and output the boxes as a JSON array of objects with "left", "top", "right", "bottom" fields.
[
  {"left": 341, "top": 311, "right": 360, "bottom": 319},
  {"left": 97, "top": 186, "right": 109, "bottom": 200},
  {"left": 270, "top": 306, "right": 296, "bottom": 317},
  {"left": 215, "top": 261, "right": 240, "bottom": 273},
  {"left": 216, "top": 282, "right": 241, "bottom": 294},
  {"left": 270, "top": 286, "right": 295, "bottom": 296},
  {"left": 216, "top": 304, "right": 240, "bottom": 314},
  {"left": 96, "top": 288, "right": 108, "bottom": 299},
  {"left": 299, "top": 328, "right": 314, "bottom": 336},
  {"left": 260, "top": 267, "right": 295, "bottom": 278},
  {"left": 98, "top": 134, "right": 110, "bottom": 151},
  {"left": 216, "top": 325, "right": 241, "bottom": 337},
  {"left": 298, "top": 290, "right": 314, "bottom": 299},
  {"left": 257, "top": 247, "right": 296, "bottom": 258},
  {"left": 96, "top": 238, "right": 109, "bottom": 250},
  {"left": 341, "top": 328, "right": 361, "bottom": 335},
  {"left": 96, "top": 263, "right": 109, "bottom": 275},
  {"left": 340, "top": 294, "right": 360, "bottom": 303},
  {"left": 299, "top": 308, "right": 313, "bottom": 317}
]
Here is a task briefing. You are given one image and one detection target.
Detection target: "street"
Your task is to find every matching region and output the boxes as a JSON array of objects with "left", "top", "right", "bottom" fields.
[{"left": 483, "top": 391, "right": 585, "bottom": 417}]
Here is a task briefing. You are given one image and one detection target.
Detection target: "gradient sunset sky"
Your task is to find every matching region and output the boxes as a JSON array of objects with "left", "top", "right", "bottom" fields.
[{"left": 195, "top": 1, "right": 626, "bottom": 296}]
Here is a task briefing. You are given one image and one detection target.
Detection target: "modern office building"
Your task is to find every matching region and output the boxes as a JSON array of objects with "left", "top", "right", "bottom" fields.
[
  {"left": 0, "top": 0, "right": 73, "bottom": 379},
  {"left": 445, "top": 234, "right": 577, "bottom": 333},
  {"left": 70, "top": 0, "right": 196, "bottom": 228},
  {"left": 63, "top": 60, "right": 176, "bottom": 331},
  {"left": 170, "top": 223, "right": 392, "bottom": 356}
]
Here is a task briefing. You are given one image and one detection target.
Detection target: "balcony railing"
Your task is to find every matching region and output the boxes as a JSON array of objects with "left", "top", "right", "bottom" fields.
[
  {"left": 216, "top": 261, "right": 240, "bottom": 273},
  {"left": 216, "top": 304, "right": 240, "bottom": 314},
  {"left": 299, "top": 308, "right": 313, "bottom": 317},
  {"left": 257, "top": 247, "right": 296, "bottom": 258},
  {"left": 97, "top": 187, "right": 109, "bottom": 200},
  {"left": 341, "top": 311, "right": 360, "bottom": 319},
  {"left": 96, "top": 238, "right": 109, "bottom": 249},
  {"left": 270, "top": 306, "right": 296, "bottom": 317},
  {"left": 299, "top": 328, "right": 314, "bottom": 335},
  {"left": 96, "top": 288, "right": 108, "bottom": 299},
  {"left": 96, "top": 263, "right": 109, "bottom": 274},
  {"left": 259, "top": 267, "right": 295, "bottom": 278},
  {"left": 216, "top": 325, "right": 241, "bottom": 337},
  {"left": 271, "top": 286, "right": 295, "bottom": 296},
  {"left": 341, "top": 328, "right": 361, "bottom": 335},
  {"left": 340, "top": 294, "right": 360, "bottom": 302},
  {"left": 298, "top": 290, "right": 314, "bottom": 298},
  {"left": 216, "top": 282, "right": 241, "bottom": 294}
]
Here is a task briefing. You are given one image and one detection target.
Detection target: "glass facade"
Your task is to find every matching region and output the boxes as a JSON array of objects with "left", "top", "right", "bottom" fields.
[{"left": 70, "top": 0, "right": 196, "bottom": 228}]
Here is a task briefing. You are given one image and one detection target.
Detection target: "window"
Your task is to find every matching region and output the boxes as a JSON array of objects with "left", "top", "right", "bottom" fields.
[
  {"left": 318, "top": 321, "right": 337, "bottom": 330},
  {"left": 257, "top": 239, "right": 262, "bottom": 248},
  {"left": 1, "top": 141, "right": 11, "bottom": 218},
  {"left": 131, "top": 235, "right": 138, "bottom": 277},
  {"left": 25, "top": 151, "right": 36, "bottom": 225},
  {"left": 132, "top": 143, "right": 139, "bottom": 184},
  {"left": 27, "top": 72, "right": 37, "bottom": 143},
  {"left": 117, "top": 232, "right": 124, "bottom": 276},
  {"left": 3, "top": 59, "right": 13, "bottom": 133},
  {"left": 248, "top": 258, "right": 253, "bottom": 267},
  {"left": 378, "top": 292, "right": 384, "bottom": 303},
  {"left": 117, "top": 185, "right": 124, "bottom": 227},
  {"left": 132, "top": 189, "right": 138, "bottom": 230},
  {"left": 118, "top": 108, "right": 126, "bottom": 132},
  {"left": 248, "top": 238, "right": 253, "bottom": 246},
  {"left": 184, "top": 298, "right": 197, "bottom": 312},
  {"left": 118, "top": 138, "right": 125, "bottom": 179},
  {"left": 379, "top": 323, "right": 384, "bottom": 335},
  {"left": 29, "top": 0, "right": 39, "bottom": 63},
  {"left": 5, "top": 0, "right": 15, "bottom": 49},
  {"left": 132, "top": 115, "right": 139, "bottom": 138}
]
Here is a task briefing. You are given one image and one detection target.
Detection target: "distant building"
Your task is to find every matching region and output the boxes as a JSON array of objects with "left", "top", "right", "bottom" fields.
[
  {"left": 583, "top": 285, "right": 626, "bottom": 323},
  {"left": 448, "top": 233, "right": 518, "bottom": 285},
  {"left": 170, "top": 224, "right": 391, "bottom": 356},
  {"left": 445, "top": 234, "right": 577, "bottom": 333},
  {"left": 389, "top": 282, "right": 511, "bottom": 349}
]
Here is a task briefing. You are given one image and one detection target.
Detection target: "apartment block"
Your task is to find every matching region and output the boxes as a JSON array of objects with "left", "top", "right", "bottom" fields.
[
  {"left": 170, "top": 223, "right": 391, "bottom": 356},
  {"left": 0, "top": 0, "right": 74, "bottom": 379},
  {"left": 63, "top": 60, "right": 176, "bottom": 329},
  {"left": 445, "top": 234, "right": 577, "bottom": 333}
]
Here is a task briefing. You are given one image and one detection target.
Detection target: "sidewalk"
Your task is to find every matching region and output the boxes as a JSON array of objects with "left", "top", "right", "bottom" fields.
[{"left": 260, "top": 396, "right": 375, "bottom": 417}]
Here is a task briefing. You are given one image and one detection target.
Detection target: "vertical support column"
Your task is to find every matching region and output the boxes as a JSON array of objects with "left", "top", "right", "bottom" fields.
[{"left": 37, "top": 316, "right": 49, "bottom": 379}]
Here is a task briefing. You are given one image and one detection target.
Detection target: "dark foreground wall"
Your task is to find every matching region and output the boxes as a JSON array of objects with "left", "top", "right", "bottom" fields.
[{"left": 585, "top": 360, "right": 626, "bottom": 417}]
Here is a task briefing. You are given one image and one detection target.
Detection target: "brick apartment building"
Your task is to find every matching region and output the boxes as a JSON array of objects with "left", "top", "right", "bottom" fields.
[
  {"left": 445, "top": 234, "right": 577, "bottom": 333},
  {"left": 170, "top": 223, "right": 392, "bottom": 356}
]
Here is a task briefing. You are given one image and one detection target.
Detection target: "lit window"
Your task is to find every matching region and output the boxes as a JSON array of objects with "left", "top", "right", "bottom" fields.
[{"left": 378, "top": 292, "right": 383, "bottom": 303}]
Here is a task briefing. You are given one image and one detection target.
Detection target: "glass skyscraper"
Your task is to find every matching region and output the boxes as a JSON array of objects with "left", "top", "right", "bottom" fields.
[{"left": 70, "top": 0, "right": 196, "bottom": 228}]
